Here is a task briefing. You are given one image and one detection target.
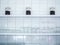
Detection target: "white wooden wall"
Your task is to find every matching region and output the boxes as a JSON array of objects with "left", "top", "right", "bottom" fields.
[{"left": 0, "top": 0, "right": 60, "bottom": 15}]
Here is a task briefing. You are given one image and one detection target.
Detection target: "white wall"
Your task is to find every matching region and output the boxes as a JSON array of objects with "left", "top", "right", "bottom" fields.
[{"left": 0, "top": 0, "right": 60, "bottom": 15}]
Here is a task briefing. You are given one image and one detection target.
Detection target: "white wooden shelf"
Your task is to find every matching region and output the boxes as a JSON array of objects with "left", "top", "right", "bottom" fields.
[
  {"left": 0, "top": 33, "right": 60, "bottom": 36},
  {"left": 0, "top": 15, "right": 60, "bottom": 18}
]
